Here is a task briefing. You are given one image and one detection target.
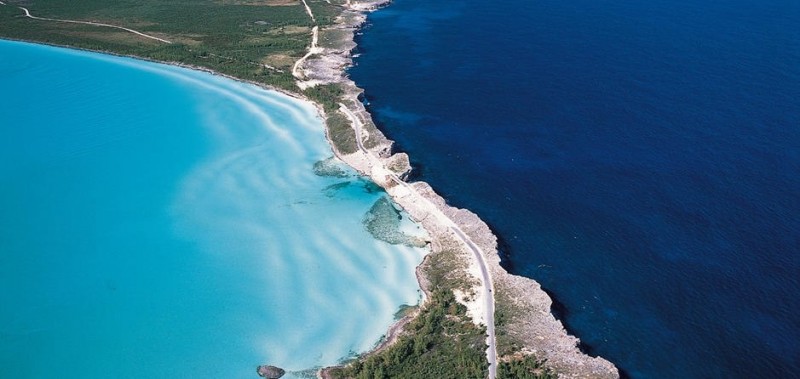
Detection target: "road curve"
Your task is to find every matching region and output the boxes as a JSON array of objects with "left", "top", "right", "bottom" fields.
[
  {"left": 339, "top": 103, "right": 498, "bottom": 379},
  {"left": 16, "top": 6, "right": 171, "bottom": 44},
  {"left": 292, "top": 26, "right": 320, "bottom": 79}
]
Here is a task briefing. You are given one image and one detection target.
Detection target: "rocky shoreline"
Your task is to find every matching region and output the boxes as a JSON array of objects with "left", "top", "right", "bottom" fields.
[{"left": 306, "top": 1, "right": 619, "bottom": 378}]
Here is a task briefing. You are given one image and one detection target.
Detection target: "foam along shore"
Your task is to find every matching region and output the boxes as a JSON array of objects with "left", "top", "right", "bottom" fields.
[{"left": 299, "top": 1, "right": 620, "bottom": 377}]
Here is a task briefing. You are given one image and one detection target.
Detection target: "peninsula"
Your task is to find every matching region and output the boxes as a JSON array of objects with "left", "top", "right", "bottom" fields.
[{"left": 0, "top": 1, "right": 618, "bottom": 377}]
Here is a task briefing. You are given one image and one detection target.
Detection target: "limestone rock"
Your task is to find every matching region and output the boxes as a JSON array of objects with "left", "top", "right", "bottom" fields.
[{"left": 256, "top": 365, "right": 285, "bottom": 379}]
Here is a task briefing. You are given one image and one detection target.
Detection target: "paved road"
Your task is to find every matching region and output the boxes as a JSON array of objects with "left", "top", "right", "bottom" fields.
[
  {"left": 340, "top": 103, "right": 498, "bottom": 379},
  {"left": 341, "top": 103, "right": 367, "bottom": 152},
  {"left": 451, "top": 226, "right": 498, "bottom": 379}
]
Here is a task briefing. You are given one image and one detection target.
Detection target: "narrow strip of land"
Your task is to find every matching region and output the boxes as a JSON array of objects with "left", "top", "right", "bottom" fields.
[
  {"left": 339, "top": 103, "right": 498, "bottom": 379},
  {"left": 14, "top": 6, "right": 171, "bottom": 44}
]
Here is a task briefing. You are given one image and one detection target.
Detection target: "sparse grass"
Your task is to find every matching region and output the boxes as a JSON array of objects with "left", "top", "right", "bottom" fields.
[
  {"left": 492, "top": 284, "right": 553, "bottom": 378},
  {"left": 498, "top": 354, "right": 554, "bottom": 379},
  {"left": 424, "top": 247, "right": 474, "bottom": 292},
  {"left": 361, "top": 119, "right": 385, "bottom": 150},
  {"left": 494, "top": 282, "right": 526, "bottom": 357}
]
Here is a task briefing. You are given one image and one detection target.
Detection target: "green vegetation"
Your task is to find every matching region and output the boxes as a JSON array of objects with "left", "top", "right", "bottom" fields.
[
  {"left": 0, "top": 0, "right": 338, "bottom": 93},
  {"left": 424, "top": 244, "right": 479, "bottom": 293},
  {"left": 329, "top": 289, "right": 489, "bottom": 379},
  {"left": 328, "top": 243, "right": 486, "bottom": 379},
  {"left": 326, "top": 111, "right": 358, "bottom": 155},
  {"left": 328, "top": 243, "right": 553, "bottom": 378},
  {"left": 304, "top": 83, "right": 345, "bottom": 112},
  {"left": 498, "top": 355, "right": 554, "bottom": 379}
]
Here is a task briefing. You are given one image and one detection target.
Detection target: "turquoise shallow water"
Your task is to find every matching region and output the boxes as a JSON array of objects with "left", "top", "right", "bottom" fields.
[{"left": 0, "top": 40, "right": 427, "bottom": 378}]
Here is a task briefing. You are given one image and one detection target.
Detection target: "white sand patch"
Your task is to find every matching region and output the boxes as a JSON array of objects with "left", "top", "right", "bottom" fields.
[
  {"left": 387, "top": 183, "right": 411, "bottom": 199},
  {"left": 397, "top": 209, "right": 428, "bottom": 239},
  {"left": 454, "top": 288, "right": 485, "bottom": 326},
  {"left": 370, "top": 165, "right": 392, "bottom": 186},
  {"left": 295, "top": 79, "right": 322, "bottom": 90}
]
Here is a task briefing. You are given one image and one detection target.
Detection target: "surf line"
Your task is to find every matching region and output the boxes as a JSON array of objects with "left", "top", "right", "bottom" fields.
[{"left": 15, "top": 6, "right": 171, "bottom": 44}]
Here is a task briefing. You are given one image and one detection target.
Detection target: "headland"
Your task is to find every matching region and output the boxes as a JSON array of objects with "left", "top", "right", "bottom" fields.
[{"left": 302, "top": 2, "right": 618, "bottom": 377}]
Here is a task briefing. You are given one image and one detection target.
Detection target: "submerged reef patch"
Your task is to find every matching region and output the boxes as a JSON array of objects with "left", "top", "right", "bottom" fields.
[
  {"left": 363, "top": 197, "right": 428, "bottom": 248},
  {"left": 313, "top": 156, "right": 351, "bottom": 178}
]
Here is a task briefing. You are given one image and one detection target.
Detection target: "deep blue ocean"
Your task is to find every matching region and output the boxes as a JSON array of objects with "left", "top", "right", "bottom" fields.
[{"left": 349, "top": 0, "right": 800, "bottom": 377}]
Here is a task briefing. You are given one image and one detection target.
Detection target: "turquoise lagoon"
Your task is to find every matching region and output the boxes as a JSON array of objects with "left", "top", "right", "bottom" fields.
[{"left": 0, "top": 40, "right": 427, "bottom": 378}]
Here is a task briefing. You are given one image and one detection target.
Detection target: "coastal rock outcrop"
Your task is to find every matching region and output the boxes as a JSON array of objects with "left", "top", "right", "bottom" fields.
[
  {"left": 385, "top": 152, "right": 412, "bottom": 180},
  {"left": 256, "top": 365, "right": 285, "bottom": 379},
  {"left": 388, "top": 182, "right": 619, "bottom": 379}
]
